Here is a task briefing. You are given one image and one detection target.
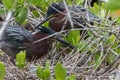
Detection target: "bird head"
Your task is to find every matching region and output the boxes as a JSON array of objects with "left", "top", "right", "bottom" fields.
[
  {"left": 0, "top": 25, "right": 33, "bottom": 54},
  {"left": 46, "top": 2, "right": 65, "bottom": 18}
]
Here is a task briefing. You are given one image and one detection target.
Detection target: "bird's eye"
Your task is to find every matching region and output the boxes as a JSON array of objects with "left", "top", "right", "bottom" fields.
[
  {"left": 16, "top": 39, "right": 22, "bottom": 43},
  {"left": 15, "top": 38, "right": 25, "bottom": 43},
  {"left": 54, "top": 13, "right": 59, "bottom": 17}
]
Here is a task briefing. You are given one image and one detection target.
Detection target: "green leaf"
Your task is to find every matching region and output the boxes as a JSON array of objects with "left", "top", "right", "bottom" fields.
[
  {"left": 105, "top": 34, "right": 116, "bottom": 45},
  {"left": 94, "top": 51, "right": 104, "bottom": 70},
  {"left": 65, "top": 30, "right": 80, "bottom": 46},
  {"left": 90, "top": 3, "right": 106, "bottom": 18},
  {"left": 116, "top": 48, "right": 120, "bottom": 54},
  {"left": 36, "top": 62, "right": 50, "bottom": 80},
  {"left": 45, "top": 60, "right": 50, "bottom": 70},
  {"left": 15, "top": 7, "right": 28, "bottom": 23},
  {"left": 2, "top": 0, "right": 16, "bottom": 10},
  {"left": 40, "top": 60, "right": 51, "bottom": 80},
  {"left": 16, "top": 51, "right": 26, "bottom": 69},
  {"left": 0, "top": 62, "right": 6, "bottom": 80},
  {"left": 78, "top": 41, "right": 88, "bottom": 52},
  {"left": 29, "top": 0, "right": 40, "bottom": 6},
  {"left": 43, "top": 21, "right": 49, "bottom": 27},
  {"left": 0, "top": 8, "right": 5, "bottom": 15},
  {"left": 32, "top": 10, "right": 40, "bottom": 18},
  {"left": 43, "top": 70, "right": 50, "bottom": 80},
  {"left": 17, "top": 0, "right": 25, "bottom": 5},
  {"left": 107, "top": 53, "right": 115, "bottom": 64},
  {"left": 55, "top": 62, "right": 67, "bottom": 80},
  {"left": 106, "top": 0, "right": 120, "bottom": 10},
  {"left": 36, "top": 66, "right": 44, "bottom": 79},
  {"left": 67, "top": 75, "right": 76, "bottom": 80},
  {"left": 0, "top": 0, "right": 2, "bottom": 4}
]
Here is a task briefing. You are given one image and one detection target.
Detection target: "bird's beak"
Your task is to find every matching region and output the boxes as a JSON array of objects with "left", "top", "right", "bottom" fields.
[
  {"left": 35, "top": 15, "right": 54, "bottom": 29},
  {"left": 45, "top": 13, "right": 50, "bottom": 19},
  {"left": 45, "top": 10, "right": 54, "bottom": 19},
  {"left": 45, "top": 14, "right": 54, "bottom": 20}
]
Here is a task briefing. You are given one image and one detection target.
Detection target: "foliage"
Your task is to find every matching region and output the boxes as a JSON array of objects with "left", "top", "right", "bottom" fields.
[
  {"left": 0, "top": 0, "right": 84, "bottom": 24},
  {"left": 15, "top": 7, "right": 28, "bottom": 23},
  {"left": 36, "top": 62, "right": 76, "bottom": 80},
  {"left": 2, "top": 0, "right": 16, "bottom": 10},
  {"left": 66, "top": 75, "right": 76, "bottom": 80},
  {"left": 0, "top": 0, "right": 120, "bottom": 79},
  {"left": 0, "top": 62, "right": 6, "bottom": 80},
  {"left": 65, "top": 30, "right": 80, "bottom": 46},
  {"left": 36, "top": 61, "right": 50, "bottom": 80},
  {"left": 55, "top": 62, "right": 76, "bottom": 80},
  {"left": 90, "top": 3, "right": 107, "bottom": 19},
  {"left": 55, "top": 62, "right": 67, "bottom": 80},
  {"left": 16, "top": 51, "right": 26, "bottom": 69}
]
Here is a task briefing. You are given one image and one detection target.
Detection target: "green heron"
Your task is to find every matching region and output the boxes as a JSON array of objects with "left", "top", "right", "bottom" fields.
[
  {"left": 0, "top": 25, "right": 33, "bottom": 62},
  {"left": 45, "top": 2, "right": 100, "bottom": 34},
  {"left": 27, "top": 25, "right": 75, "bottom": 61},
  {"left": 0, "top": 24, "right": 75, "bottom": 63}
]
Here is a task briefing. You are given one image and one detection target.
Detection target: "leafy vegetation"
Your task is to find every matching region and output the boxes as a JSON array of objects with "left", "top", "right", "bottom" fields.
[
  {"left": 0, "top": 62, "right": 6, "bottom": 80},
  {"left": 36, "top": 62, "right": 76, "bottom": 80},
  {"left": 36, "top": 61, "right": 50, "bottom": 80},
  {"left": 16, "top": 51, "right": 26, "bottom": 69},
  {"left": 0, "top": 0, "right": 120, "bottom": 80}
]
